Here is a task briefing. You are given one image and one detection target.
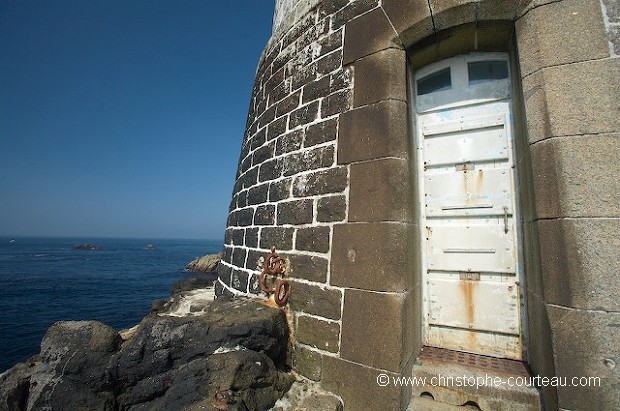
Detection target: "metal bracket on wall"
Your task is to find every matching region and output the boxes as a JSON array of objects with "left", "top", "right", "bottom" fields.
[{"left": 259, "top": 246, "right": 291, "bottom": 307}]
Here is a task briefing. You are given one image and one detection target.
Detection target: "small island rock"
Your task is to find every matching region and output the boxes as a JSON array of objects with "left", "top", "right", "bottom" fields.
[
  {"left": 186, "top": 253, "right": 221, "bottom": 273},
  {"left": 73, "top": 243, "right": 103, "bottom": 250}
]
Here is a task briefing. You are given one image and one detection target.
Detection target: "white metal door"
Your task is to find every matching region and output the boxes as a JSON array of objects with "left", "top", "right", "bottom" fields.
[{"left": 415, "top": 53, "right": 524, "bottom": 360}]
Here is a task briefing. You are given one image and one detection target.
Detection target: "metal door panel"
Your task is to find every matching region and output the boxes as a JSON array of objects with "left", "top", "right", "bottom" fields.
[
  {"left": 423, "top": 126, "right": 509, "bottom": 166},
  {"left": 425, "top": 167, "right": 512, "bottom": 217},
  {"left": 428, "top": 277, "right": 519, "bottom": 334},
  {"left": 426, "top": 327, "right": 521, "bottom": 359},
  {"left": 427, "top": 224, "right": 515, "bottom": 273}
]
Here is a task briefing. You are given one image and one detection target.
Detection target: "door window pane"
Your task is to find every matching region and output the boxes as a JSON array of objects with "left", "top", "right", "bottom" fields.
[
  {"left": 417, "top": 68, "right": 451, "bottom": 95},
  {"left": 468, "top": 61, "right": 508, "bottom": 85}
]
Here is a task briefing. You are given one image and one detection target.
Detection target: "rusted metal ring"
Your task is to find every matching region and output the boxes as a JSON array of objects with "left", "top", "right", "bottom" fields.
[{"left": 273, "top": 279, "right": 291, "bottom": 306}]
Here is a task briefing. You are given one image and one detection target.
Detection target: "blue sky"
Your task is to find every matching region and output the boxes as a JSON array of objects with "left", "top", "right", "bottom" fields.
[{"left": 0, "top": 1, "right": 275, "bottom": 240}]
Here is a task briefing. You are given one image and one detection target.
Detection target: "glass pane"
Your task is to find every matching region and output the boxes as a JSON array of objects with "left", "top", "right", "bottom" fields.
[
  {"left": 417, "top": 68, "right": 451, "bottom": 95},
  {"left": 468, "top": 61, "right": 508, "bottom": 85}
]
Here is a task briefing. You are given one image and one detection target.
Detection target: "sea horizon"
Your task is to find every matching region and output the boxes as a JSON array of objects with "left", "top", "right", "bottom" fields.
[{"left": 0, "top": 236, "right": 223, "bottom": 372}]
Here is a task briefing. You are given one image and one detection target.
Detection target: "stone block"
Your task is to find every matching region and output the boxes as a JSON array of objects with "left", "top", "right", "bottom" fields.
[
  {"left": 267, "top": 116, "right": 288, "bottom": 141},
  {"left": 338, "top": 100, "right": 408, "bottom": 164},
  {"left": 295, "top": 226, "right": 331, "bottom": 253},
  {"left": 254, "top": 204, "right": 275, "bottom": 226},
  {"left": 286, "top": 253, "right": 329, "bottom": 283},
  {"left": 530, "top": 135, "right": 620, "bottom": 218},
  {"left": 317, "top": 195, "right": 347, "bottom": 222},
  {"left": 321, "top": 89, "right": 353, "bottom": 118},
  {"left": 304, "top": 118, "right": 337, "bottom": 148},
  {"left": 288, "top": 281, "right": 342, "bottom": 320},
  {"left": 340, "top": 289, "right": 411, "bottom": 372},
  {"left": 250, "top": 128, "right": 266, "bottom": 150},
  {"left": 302, "top": 75, "right": 330, "bottom": 104},
  {"left": 516, "top": 0, "right": 609, "bottom": 77},
  {"left": 230, "top": 269, "right": 249, "bottom": 292},
  {"left": 349, "top": 158, "right": 411, "bottom": 222},
  {"left": 275, "top": 129, "right": 303, "bottom": 156},
  {"left": 245, "top": 228, "right": 259, "bottom": 248},
  {"left": 260, "top": 227, "right": 294, "bottom": 250},
  {"left": 282, "top": 145, "right": 335, "bottom": 176},
  {"left": 247, "top": 183, "right": 269, "bottom": 206},
  {"left": 539, "top": 218, "right": 620, "bottom": 312},
  {"left": 258, "top": 159, "right": 281, "bottom": 182},
  {"left": 290, "top": 101, "right": 319, "bottom": 129},
  {"left": 330, "top": 0, "right": 379, "bottom": 31},
  {"left": 276, "top": 90, "right": 301, "bottom": 118},
  {"left": 353, "top": 48, "right": 407, "bottom": 107},
  {"left": 269, "top": 178, "right": 292, "bottom": 202},
  {"left": 343, "top": 8, "right": 401, "bottom": 65},
  {"left": 429, "top": 0, "right": 477, "bottom": 31},
  {"left": 231, "top": 248, "right": 247, "bottom": 269},
  {"left": 277, "top": 199, "right": 313, "bottom": 225},
  {"left": 322, "top": 356, "right": 405, "bottom": 411},
  {"left": 292, "top": 167, "right": 348, "bottom": 197},
  {"left": 331, "top": 222, "right": 414, "bottom": 291},
  {"left": 296, "top": 315, "right": 340, "bottom": 353},
  {"left": 231, "top": 228, "right": 244, "bottom": 246},
  {"left": 521, "top": 59, "right": 620, "bottom": 141},
  {"left": 293, "top": 343, "right": 323, "bottom": 381},
  {"left": 547, "top": 305, "right": 620, "bottom": 411},
  {"left": 382, "top": 0, "right": 434, "bottom": 48},
  {"left": 317, "top": 50, "right": 343, "bottom": 76}
]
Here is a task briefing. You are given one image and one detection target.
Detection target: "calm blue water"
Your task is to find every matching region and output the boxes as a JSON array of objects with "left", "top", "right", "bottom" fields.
[{"left": 0, "top": 236, "right": 222, "bottom": 373}]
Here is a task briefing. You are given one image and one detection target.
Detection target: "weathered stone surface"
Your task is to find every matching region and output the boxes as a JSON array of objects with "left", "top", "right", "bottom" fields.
[
  {"left": 254, "top": 204, "right": 276, "bottom": 225},
  {"left": 292, "top": 344, "right": 323, "bottom": 381},
  {"left": 539, "top": 218, "right": 620, "bottom": 312},
  {"left": 353, "top": 48, "right": 407, "bottom": 107},
  {"left": 382, "top": 0, "right": 433, "bottom": 47},
  {"left": 349, "top": 158, "right": 411, "bottom": 222},
  {"left": 530, "top": 135, "right": 620, "bottom": 218},
  {"left": 331, "top": 222, "right": 415, "bottom": 291},
  {"left": 276, "top": 129, "right": 303, "bottom": 156},
  {"left": 547, "top": 305, "right": 620, "bottom": 411},
  {"left": 338, "top": 100, "right": 408, "bottom": 164},
  {"left": 516, "top": 0, "right": 609, "bottom": 77},
  {"left": 304, "top": 118, "right": 337, "bottom": 147},
  {"left": 321, "top": 89, "right": 353, "bottom": 118},
  {"left": 317, "top": 195, "right": 347, "bottom": 222},
  {"left": 295, "top": 226, "right": 331, "bottom": 253},
  {"left": 269, "top": 178, "right": 292, "bottom": 202},
  {"left": 260, "top": 227, "right": 295, "bottom": 250},
  {"left": 293, "top": 167, "right": 348, "bottom": 197},
  {"left": 343, "top": 8, "right": 401, "bottom": 65},
  {"left": 0, "top": 299, "right": 294, "bottom": 411},
  {"left": 288, "top": 281, "right": 342, "bottom": 320},
  {"left": 429, "top": 0, "right": 476, "bottom": 30},
  {"left": 286, "top": 253, "right": 329, "bottom": 283},
  {"left": 277, "top": 199, "right": 313, "bottom": 225},
  {"left": 282, "top": 145, "right": 335, "bottom": 176},
  {"left": 289, "top": 101, "right": 319, "bottom": 129},
  {"left": 522, "top": 59, "right": 620, "bottom": 142},
  {"left": 329, "top": 0, "right": 379, "bottom": 31},
  {"left": 322, "top": 356, "right": 404, "bottom": 411},
  {"left": 247, "top": 183, "right": 269, "bottom": 206},
  {"left": 341, "top": 289, "right": 412, "bottom": 373},
  {"left": 296, "top": 315, "right": 340, "bottom": 353}
]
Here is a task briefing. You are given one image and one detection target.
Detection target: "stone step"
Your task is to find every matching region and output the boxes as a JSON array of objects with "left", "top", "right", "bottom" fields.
[
  {"left": 408, "top": 395, "right": 482, "bottom": 410},
  {"left": 409, "top": 347, "right": 542, "bottom": 411}
]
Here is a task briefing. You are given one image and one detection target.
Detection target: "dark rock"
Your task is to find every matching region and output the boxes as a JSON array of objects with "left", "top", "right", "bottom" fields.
[
  {"left": 73, "top": 243, "right": 103, "bottom": 250},
  {"left": 171, "top": 273, "right": 218, "bottom": 294},
  {"left": 0, "top": 298, "right": 293, "bottom": 411},
  {"left": 186, "top": 253, "right": 221, "bottom": 273}
]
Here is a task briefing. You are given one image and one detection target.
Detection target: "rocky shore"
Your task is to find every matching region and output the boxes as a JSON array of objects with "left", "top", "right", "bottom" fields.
[
  {"left": 185, "top": 253, "right": 221, "bottom": 273},
  {"left": 0, "top": 274, "right": 342, "bottom": 411}
]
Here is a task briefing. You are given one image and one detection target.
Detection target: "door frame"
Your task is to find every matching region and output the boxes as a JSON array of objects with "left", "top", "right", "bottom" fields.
[{"left": 411, "top": 52, "right": 529, "bottom": 360}]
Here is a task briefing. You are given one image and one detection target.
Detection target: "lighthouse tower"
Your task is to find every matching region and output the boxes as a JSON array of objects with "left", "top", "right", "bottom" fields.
[{"left": 217, "top": 1, "right": 620, "bottom": 410}]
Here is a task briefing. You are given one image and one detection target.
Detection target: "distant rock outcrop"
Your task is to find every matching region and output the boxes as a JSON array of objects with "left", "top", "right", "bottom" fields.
[
  {"left": 73, "top": 243, "right": 103, "bottom": 250},
  {"left": 186, "top": 253, "right": 221, "bottom": 273},
  {"left": 0, "top": 294, "right": 293, "bottom": 411}
]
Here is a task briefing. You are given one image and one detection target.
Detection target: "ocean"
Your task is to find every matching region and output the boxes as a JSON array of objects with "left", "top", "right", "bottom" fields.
[{"left": 0, "top": 236, "right": 223, "bottom": 373}]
